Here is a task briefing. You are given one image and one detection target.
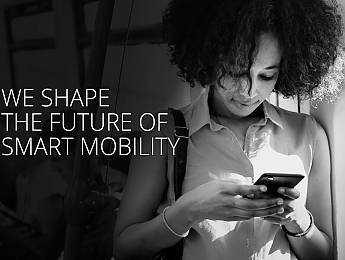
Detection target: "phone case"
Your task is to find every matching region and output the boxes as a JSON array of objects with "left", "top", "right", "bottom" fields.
[{"left": 254, "top": 173, "right": 304, "bottom": 195}]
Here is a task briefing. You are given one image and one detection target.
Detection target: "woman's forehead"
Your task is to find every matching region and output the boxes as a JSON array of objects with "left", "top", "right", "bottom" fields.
[{"left": 252, "top": 33, "right": 282, "bottom": 71}]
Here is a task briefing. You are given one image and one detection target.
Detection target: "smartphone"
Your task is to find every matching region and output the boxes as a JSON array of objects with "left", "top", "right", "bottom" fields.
[{"left": 254, "top": 173, "right": 304, "bottom": 196}]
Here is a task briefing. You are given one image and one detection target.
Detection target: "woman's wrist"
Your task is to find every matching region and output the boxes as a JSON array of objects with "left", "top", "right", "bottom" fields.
[
  {"left": 282, "top": 210, "right": 315, "bottom": 238},
  {"left": 282, "top": 207, "right": 311, "bottom": 234},
  {"left": 164, "top": 200, "right": 195, "bottom": 236}
]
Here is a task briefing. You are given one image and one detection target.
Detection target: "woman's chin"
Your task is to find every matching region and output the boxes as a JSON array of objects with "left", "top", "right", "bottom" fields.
[{"left": 225, "top": 100, "right": 260, "bottom": 118}]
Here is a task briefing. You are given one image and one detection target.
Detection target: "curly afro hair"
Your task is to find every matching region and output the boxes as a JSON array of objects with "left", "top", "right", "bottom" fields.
[{"left": 163, "top": 0, "right": 343, "bottom": 98}]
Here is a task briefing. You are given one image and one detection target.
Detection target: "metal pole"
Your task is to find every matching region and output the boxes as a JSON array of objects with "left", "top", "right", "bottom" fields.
[{"left": 63, "top": 0, "right": 116, "bottom": 259}]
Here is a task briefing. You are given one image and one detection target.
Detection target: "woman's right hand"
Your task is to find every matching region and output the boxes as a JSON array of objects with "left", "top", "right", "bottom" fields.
[{"left": 173, "top": 179, "right": 284, "bottom": 224}]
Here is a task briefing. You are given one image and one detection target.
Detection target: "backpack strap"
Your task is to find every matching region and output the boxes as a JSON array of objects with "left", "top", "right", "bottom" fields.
[
  {"left": 168, "top": 108, "right": 189, "bottom": 200},
  {"left": 161, "top": 108, "right": 189, "bottom": 260}
]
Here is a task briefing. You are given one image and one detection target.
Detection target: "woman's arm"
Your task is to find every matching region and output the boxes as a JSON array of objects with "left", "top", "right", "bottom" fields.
[
  {"left": 113, "top": 131, "right": 195, "bottom": 259},
  {"left": 114, "top": 132, "right": 287, "bottom": 260},
  {"left": 286, "top": 123, "right": 333, "bottom": 260}
]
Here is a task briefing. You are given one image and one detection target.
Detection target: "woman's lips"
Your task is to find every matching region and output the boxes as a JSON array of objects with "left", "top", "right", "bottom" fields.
[{"left": 232, "top": 99, "right": 259, "bottom": 109}]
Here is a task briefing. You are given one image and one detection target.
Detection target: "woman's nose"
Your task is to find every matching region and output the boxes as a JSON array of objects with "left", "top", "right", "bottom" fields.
[
  {"left": 239, "top": 77, "right": 256, "bottom": 97},
  {"left": 240, "top": 77, "right": 252, "bottom": 96}
]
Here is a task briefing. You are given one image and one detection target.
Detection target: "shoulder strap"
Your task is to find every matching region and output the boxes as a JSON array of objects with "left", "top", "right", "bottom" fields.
[
  {"left": 161, "top": 108, "right": 189, "bottom": 260},
  {"left": 168, "top": 108, "right": 189, "bottom": 200}
]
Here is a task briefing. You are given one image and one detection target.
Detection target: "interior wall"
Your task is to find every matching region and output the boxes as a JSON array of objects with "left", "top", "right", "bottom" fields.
[
  {"left": 0, "top": 0, "right": 189, "bottom": 120},
  {"left": 311, "top": 89, "right": 345, "bottom": 260}
]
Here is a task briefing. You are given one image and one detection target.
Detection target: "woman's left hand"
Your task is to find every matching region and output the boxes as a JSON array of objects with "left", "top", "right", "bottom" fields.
[{"left": 259, "top": 187, "right": 311, "bottom": 233}]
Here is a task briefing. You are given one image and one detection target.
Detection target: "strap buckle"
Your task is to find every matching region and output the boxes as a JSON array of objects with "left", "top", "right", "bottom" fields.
[{"left": 174, "top": 126, "right": 189, "bottom": 139}]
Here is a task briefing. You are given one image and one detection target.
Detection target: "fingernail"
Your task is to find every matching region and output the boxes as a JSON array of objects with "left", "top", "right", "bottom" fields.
[
  {"left": 277, "top": 199, "right": 284, "bottom": 205},
  {"left": 278, "top": 187, "right": 285, "bottom": 193},
  {"left": 285, "top": 213, "right": 292, "bottom": 219},
  {"left": 278, "top": 208, "right": 284, "bottom": 214},
  {"left": 260, "top": 186, "right": 267, "bottom": 192},
  {"left": 247, "top": 194, "right": 254, "bottom": 199}
]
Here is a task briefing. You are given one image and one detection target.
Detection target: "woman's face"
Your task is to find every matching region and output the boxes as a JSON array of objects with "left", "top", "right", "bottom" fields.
[{"left": 214, "top": 33, "right": 282, "bottom": 118}]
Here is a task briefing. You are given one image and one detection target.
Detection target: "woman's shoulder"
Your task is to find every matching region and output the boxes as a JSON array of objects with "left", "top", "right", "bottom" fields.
[
  {"left": 267, "top": 102, "right": 322, "bottom": 146},
  {"left": 270, "top": 102, "right": 317, "bottom": 128}
]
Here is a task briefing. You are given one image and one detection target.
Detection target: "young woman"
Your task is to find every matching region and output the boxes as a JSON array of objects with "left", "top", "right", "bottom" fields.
[{"left": 114, "top": 0, "right": 343, "bottom": 259}]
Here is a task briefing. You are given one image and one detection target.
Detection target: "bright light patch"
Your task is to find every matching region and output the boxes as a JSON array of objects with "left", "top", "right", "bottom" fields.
[{"left": 312, "top": 46, "right": 345, "bottom": 106}]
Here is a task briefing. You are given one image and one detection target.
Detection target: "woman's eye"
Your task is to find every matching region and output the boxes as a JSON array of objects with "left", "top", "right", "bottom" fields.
[{"left": 259, "top": 75, "right": 275, "bottom": 81}]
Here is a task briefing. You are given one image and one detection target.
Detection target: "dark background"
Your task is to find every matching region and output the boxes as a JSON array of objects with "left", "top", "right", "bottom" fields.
[{"left": 0, "top": 0, "right": 344, "bottom": 259}]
